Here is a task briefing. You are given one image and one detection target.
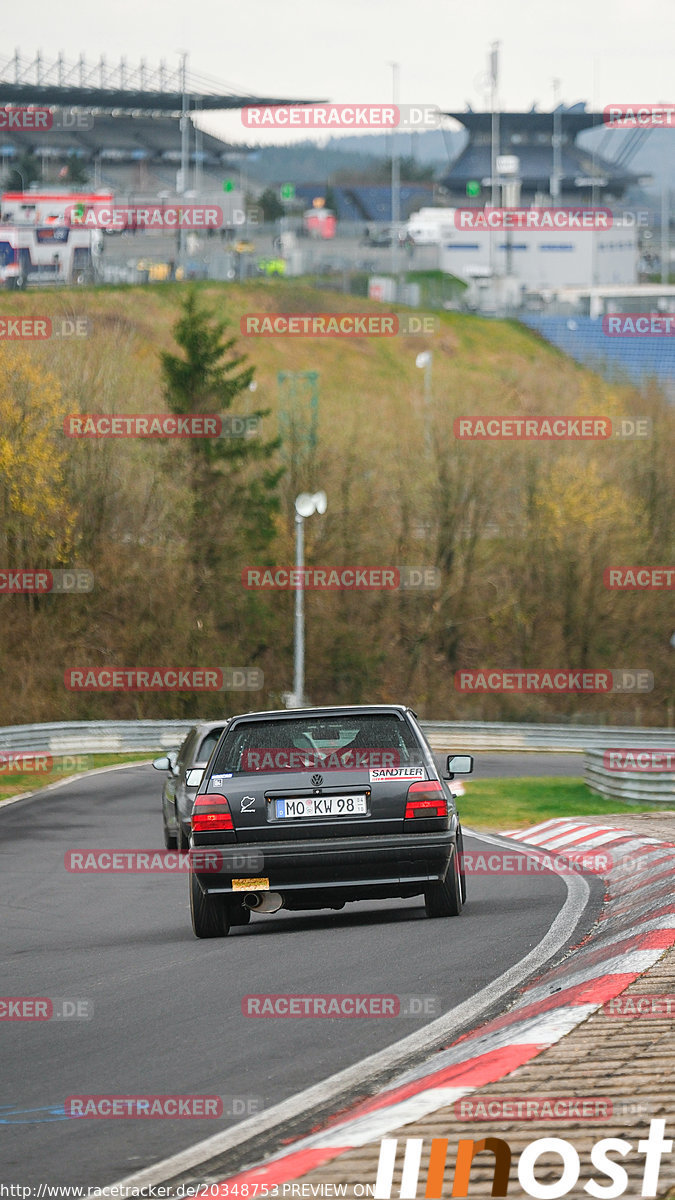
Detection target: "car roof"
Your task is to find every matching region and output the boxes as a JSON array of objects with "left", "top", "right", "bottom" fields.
[
  {"left": 226, "top": 704, "right": 415, "bottom": 724},
  {"left": 191, "top": 720, "right": 228, "bottom": 734}
]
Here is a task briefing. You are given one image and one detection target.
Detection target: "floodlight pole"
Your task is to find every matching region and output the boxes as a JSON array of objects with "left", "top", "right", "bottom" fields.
[
  {"left": 293, "top": 511, "right": 305, "bottom": 706},
  {"left": 178, "top": 51, "right": 189, "bottom": 264},
  {"left": 489, "top": 42, "right": 500, "bottom": 280},
  {"left": 390, "top": 62, "right": 400, "bottom": 287},
  {"left": 551, "top": 79, "right": 562, "bottom": 203},
  {"left": 661, "top": 183, "right": 670, "bottom": 285}
]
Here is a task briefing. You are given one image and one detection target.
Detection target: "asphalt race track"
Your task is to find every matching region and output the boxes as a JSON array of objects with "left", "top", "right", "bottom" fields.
[
  {"left": 0, "top": 759, "right": 592, "bottom": 1187},
  {"left": 442, "top": 751, "right": 585, "bottom": 778}
]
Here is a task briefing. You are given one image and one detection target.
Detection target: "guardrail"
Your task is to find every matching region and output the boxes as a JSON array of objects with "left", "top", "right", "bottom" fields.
[
  {"left": 0, "top": 718, "right": 673, "bottom": 757},
  {"left": 421, "top": 722, "right": 673, "bottom": 753},
  {"left": 0, "top": 720, "right": 195, "bottom": 756},
  {"left": 583, "top": 748, "right": 675, "bottom": 804}
]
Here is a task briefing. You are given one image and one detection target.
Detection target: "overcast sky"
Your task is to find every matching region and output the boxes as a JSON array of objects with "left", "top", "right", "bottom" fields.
[{"left": 4, "top": 0, "right": 674, "bottom": 146}]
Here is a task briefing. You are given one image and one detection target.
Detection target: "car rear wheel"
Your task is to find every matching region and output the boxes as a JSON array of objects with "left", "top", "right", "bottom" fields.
[
  {"left": 190, "top": 872, "right": 230, "bottom": 938},
  {"left": 163, "top": 821, "right": 177, "bottom": 851},
  {"left": 424, "top": 848, "right": 463, "bottom": 918},
  {"left": 177, "top": 824, "right": 190, "bottom": 852}
]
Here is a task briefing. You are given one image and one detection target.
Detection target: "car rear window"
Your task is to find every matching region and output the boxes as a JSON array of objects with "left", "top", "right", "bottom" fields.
[{"left": 211, "top": 714, "right": 423, "bottom": 774}]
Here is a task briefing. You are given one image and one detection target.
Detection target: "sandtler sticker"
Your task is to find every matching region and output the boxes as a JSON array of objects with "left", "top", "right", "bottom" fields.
[{"left": 369, "top": 766, "right": 426, "bottom": 782}]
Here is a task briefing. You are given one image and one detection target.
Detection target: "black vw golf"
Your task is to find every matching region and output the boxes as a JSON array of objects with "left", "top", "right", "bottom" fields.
[{"left": 187, "top": 704, "right": 472, "bottom": 938}]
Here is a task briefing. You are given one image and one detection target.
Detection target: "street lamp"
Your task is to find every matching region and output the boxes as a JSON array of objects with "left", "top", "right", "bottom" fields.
[
  {"left": 415, "top": 351, "right": 433, "bottom": 455},
  {"left": 287, "top": 491, "right": 327, "bottom": 709},
  {"left": 390, "top": 61, "right": 400, "bottom": 286}
]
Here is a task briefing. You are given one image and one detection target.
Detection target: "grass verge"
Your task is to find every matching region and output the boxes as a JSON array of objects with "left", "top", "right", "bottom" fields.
[
  {"left": 459, "top": 777, "right": 675, "bottom": 830},
  {"left": 0, "top": 753, "right": 153, "bottom": 803}
]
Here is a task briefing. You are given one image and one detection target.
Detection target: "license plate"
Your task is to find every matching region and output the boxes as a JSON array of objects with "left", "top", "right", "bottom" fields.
[
  {"left": 232, "top": 877, "right": 269, "bottom": 891},
  {"left": 275, "top": 795, "right": 367, "bottom": 819}
]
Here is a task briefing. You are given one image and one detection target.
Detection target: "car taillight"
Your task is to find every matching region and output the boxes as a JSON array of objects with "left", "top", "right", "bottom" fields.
[
  {"left": 191, "top": 795, "right": 234, "bottom": 833},
  {"left": 404, "top": 780, "right": 447, "bottom": 819}
]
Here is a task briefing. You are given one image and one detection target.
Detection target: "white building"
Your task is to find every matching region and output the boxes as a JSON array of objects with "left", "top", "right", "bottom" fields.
[{"left": 439, "top": 219, "right": 638, "bottom": 289}]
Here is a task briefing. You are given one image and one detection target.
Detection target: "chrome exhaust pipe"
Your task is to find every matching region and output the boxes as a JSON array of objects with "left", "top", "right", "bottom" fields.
[{"left": 243, "top": 891, "right": 284, "bottom": 913}]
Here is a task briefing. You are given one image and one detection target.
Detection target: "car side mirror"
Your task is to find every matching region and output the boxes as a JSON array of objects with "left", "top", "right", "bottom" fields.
[
  {"left": 186, "top": 768, "right": 204, "bottom": 789},
  {"left": 445, "top": 754, "right": 474, "bottom": 779},
  {"left": 152, "top": 755, "right": 171, "bottom": 771}
]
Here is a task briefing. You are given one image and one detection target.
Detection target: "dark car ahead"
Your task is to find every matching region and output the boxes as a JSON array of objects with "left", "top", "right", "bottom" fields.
[
  {"left": 186, "top": 705, "right": 472, "bottom": 938},
  {"left": 153, "top": 721, "right": 226, "bottom": 851}
]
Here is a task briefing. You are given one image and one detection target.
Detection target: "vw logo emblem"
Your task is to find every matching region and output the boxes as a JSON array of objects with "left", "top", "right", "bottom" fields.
[{"left": 311, "top": 774, "right": 323, "bottom": 787}]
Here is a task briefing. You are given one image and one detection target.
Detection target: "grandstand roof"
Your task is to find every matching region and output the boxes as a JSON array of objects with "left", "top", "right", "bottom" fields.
[
  {"left": 443, "top": 142, "right": 638, "bottom": 194},
  {"left": 0, "top": 52, "right": 320, "bottom": 113},
  {"left": 441, "top": 107, "right": 642, "bottom": 199},
  {"left": 444, "top": 108, "right": 606, "bottom": 135},
  {"left": 0, "top": 112, "right": 240, "bottom": 163},
  {"left": 0, "top": 83, "right": 314, "bottom": 112}
]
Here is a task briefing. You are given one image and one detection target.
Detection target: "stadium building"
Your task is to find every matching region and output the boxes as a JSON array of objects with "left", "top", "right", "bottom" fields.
[
  {"left": 0, "top": 50, "right": 313, "bottom": 196},
  {"left": 441, "top": 105, "right": 645, "bottom": 206}
]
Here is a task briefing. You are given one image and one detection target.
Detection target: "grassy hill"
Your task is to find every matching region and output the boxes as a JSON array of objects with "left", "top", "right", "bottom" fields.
[{"left": 0, "top": 280, "right": 672, "bottom": 725}]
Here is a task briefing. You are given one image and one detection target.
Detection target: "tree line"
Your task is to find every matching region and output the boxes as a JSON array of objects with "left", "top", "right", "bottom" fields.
[{"left": 0, "top": 285, "right": 672, "bottom": 727}]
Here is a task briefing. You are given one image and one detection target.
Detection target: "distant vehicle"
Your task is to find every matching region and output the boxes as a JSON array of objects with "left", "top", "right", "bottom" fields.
[
  {"left": 153, "top": 721, "right": 226, "bottom": 851},
  {"left": 303, "top": 207, "right": 336, "bottom": 239},
  {"left": 135, "top": 260, "right": 183, "bottom": 282},
  {"left": 257, "top": 257, "right": 285, "bottom": 276},
  {"left": 186, "top": 704, "right": 472, "bottom": 938},
  {"left": 0, "top": 223, "right": 95, "bottom": 288},
  {"left": 406, "top": 207, "right": 457, "bottom": 245},
  {"left": 360, "top": 225, "right": 407, "bottom": 248}
]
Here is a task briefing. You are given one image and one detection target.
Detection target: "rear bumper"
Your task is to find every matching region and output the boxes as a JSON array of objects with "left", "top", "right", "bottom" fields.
[{"left": 194, "top": 831, "right": 455, "bottom": 897}]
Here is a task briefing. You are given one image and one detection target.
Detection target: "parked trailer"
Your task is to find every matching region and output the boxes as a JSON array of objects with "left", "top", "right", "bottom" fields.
[{"left": 0, "top": 224, "right": 97, "bottom": 288}]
